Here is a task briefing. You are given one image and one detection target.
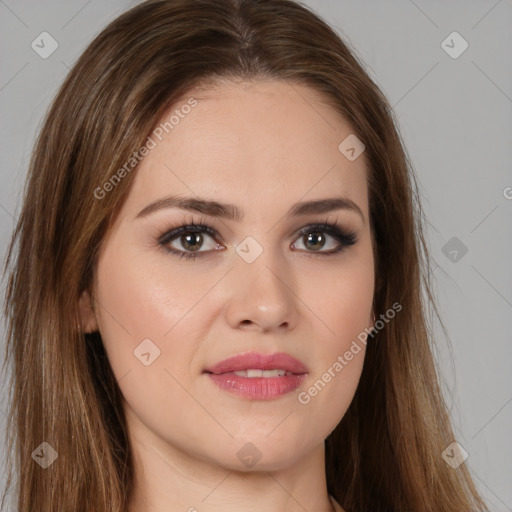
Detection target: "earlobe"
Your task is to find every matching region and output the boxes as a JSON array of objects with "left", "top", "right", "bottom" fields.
[{"left": 78, "top": 289, "right": 99, "bottom": 333}]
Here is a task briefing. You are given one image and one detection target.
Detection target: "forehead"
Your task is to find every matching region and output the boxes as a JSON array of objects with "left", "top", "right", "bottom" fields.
[{"left": 122, "top": 79, "right": 369, "bottom": 222}]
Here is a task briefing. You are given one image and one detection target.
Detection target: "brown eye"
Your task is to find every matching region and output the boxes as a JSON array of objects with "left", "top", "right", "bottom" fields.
[
  {"left": 291, "top": 223, "right": 358, "bottom": 256},
  {"left": 158, "top": 222, "right": 224, "bottom": 261},
  {"left": 303, "top": 232, "right": 327, "bottom": 251},
  {"left": 179, "top": 232, "right": 204, "bottom": 252}
]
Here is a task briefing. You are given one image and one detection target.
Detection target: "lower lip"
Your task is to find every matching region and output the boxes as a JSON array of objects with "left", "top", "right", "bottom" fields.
[{"left": 206, "top": 372, "right": 307, "bottom": 400}]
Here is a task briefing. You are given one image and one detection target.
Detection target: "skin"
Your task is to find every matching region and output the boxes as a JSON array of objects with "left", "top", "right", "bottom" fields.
[{"left": 80, "top": 79, "right": 375, "bottom": 512}]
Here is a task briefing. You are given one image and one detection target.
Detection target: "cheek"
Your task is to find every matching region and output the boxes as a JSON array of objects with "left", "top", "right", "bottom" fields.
[
  {"left": 93, "top": 241, "right": 209, "bottom": 438},
  {"left": 295, "top": 244, "right": 373, "bottom": 422},
  {"left": 97, "top": 228, "right": 222, "bottom": 330},
  {"left": 301, "top": 242, "right": 374, "bottom": 352},
  {"left": 93, "top": 237, "right": 207, "bottom": 384}
]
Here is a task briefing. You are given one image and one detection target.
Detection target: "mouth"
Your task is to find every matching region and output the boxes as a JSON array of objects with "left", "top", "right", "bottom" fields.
[{"left": 203, "top": 352, "right": 308, "bottom": 400}]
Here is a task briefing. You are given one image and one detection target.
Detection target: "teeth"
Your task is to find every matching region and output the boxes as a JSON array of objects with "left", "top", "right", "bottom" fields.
[{"left": 233, "top": 369, "right": 287, "bottom": 378}]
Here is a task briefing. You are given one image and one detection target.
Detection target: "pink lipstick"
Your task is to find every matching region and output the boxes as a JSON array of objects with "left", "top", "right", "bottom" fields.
[{"left": 204, "top": 352, "right": 308, "bottom": 400}]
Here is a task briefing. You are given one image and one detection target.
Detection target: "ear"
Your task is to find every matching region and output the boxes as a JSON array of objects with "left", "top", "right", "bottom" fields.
[{"left": 78, "top": 289, "right": 99, "bottom": 333}]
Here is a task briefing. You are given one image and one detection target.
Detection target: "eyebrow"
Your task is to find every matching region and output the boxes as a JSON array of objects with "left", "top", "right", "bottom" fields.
[{"left": 135, "top": 195, "right": 365, "bottom": 223}]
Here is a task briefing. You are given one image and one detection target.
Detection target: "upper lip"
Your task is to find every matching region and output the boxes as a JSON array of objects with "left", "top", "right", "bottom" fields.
[{"left": 204, "top": 352, "right": 308, "bottom": 375}]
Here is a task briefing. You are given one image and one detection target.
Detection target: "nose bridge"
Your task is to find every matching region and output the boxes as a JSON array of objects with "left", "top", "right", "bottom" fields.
[
  {"left": 237, "top": 233, "right": 291, "bottom": 301},
  {"left": 224, "top": 233, "right": 298, "bottom": 331}
]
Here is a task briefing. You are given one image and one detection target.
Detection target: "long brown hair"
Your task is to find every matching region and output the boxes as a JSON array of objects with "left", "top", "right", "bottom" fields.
[{"left": 2, "top": 0, "right": 488, "bottom": 510}]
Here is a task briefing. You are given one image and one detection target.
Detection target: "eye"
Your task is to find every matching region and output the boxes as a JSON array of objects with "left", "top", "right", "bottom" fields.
[
  {"left": 158, "top": 220, "right": 223, "bottom": 260},
  {"left": 157, "top": 219, "right": 358, "bottom": 261},
  {"left": 291, "top": 222, "right": 357, "bottom": 256}
]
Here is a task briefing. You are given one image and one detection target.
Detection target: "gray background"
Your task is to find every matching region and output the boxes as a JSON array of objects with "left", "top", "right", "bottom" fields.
[{"left": 1, "top": 0, "right": 511, "bottom": 510}]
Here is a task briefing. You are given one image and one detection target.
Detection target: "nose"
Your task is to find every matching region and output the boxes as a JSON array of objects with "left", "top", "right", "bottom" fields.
[{"left": 223, "top": 246, "right": 299, "bottom": 333}]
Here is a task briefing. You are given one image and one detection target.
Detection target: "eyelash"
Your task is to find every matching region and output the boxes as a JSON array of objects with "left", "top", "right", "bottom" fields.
[{"left": 157, "top": 217, "right": 358, "bottom": 261}]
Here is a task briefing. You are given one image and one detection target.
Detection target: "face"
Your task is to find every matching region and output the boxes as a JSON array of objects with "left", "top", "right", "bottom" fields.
[{"left": 80, "top": 79, "right": 374, "bottom": 472}]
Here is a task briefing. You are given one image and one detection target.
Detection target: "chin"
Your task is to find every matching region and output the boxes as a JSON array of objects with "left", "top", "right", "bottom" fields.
[{"left": 209, "top": 435, "right": 315, "bottom": 473}]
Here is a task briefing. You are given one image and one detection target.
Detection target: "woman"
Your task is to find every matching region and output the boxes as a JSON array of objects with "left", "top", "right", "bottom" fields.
[{"left": 2, "top": 0, "right": 489, "bottom": 510}]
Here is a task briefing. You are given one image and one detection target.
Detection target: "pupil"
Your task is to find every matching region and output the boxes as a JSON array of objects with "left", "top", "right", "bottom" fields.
[
  {"left": 305, "top": 232, "right": 325, "bottom": 251},
  {"left": 183, "top": 232, "right": 202, "bottom": 251}
]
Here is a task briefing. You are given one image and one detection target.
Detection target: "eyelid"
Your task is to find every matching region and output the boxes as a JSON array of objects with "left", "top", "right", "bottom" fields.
[{"left": 157, "top": 217, "right": 220, "bottom": 244}]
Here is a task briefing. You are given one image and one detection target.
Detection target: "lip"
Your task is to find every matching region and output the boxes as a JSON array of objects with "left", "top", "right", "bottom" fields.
[
  {"left": 204, "top": 352, "right": 308, "bottom": 400},
  {"left": 204, "top": 351, "right": 308, "bottom": 375}
]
